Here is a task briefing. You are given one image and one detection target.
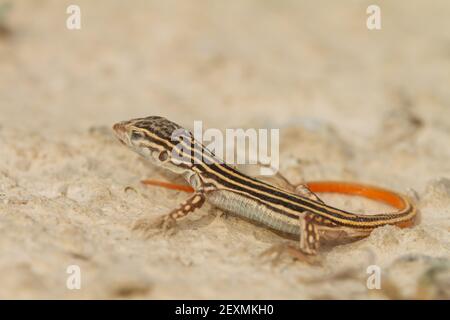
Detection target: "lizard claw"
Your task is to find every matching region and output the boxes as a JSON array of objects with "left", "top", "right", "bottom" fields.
[
  {"left": 259, "top": 243, "right": 322, "bottom": 266},
  {"left": 132, "top": 215, "right": 177, "bottom": 238}
]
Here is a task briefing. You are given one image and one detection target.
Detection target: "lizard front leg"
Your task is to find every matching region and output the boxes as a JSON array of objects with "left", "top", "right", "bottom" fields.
[{"left": 133, "top": 191, "right": 206, "bottom": 236}]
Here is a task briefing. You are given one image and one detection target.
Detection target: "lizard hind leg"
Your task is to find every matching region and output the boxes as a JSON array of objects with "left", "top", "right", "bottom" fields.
[
  {"left": 260, "top": 212, "right": 322, "bottom": 265},
  {"left": 299, "top": 212, "right": 321, "bottom": 255},
  {"left": 133, "top": 192, "right": 206, "bottom": 237},
  {"left": 294, "top": 184, "right": 325, "bottom": 204},
  {"left": 240, "top": 162, "right": 325, "bottom": 204}
]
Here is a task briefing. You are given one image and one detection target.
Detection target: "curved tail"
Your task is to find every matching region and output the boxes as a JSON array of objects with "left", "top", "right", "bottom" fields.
[{"left": 306, "top": 181, "right": 418, "bottom": 228}]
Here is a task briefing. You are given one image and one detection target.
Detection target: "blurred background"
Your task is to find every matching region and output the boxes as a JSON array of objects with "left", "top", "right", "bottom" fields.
[
  {"left": 1, "top": 1, "right": 448, "bottom": 137},
  {"left": 0, "top": 0, "right": 449, "bottom": 299}
]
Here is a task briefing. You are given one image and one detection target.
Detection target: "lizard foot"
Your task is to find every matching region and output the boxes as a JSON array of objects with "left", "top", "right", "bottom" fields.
[
  {"left": 259, "top": 243, "right": 322, "bottom": 266},
  {"left": 132, "top": 215, "right": 177, "bottom": 238}
]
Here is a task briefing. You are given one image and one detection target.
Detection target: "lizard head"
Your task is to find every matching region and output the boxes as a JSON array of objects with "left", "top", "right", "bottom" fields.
[{"left": 113, "top": 116, "right": 195, "bottom": 173}]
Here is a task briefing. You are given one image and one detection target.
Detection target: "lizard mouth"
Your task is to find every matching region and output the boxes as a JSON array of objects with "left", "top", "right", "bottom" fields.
[
  {"left": 112, "top": 122, "right": 125, "bottom": 132},
  {"left": 112, "top": 122, "right": 128, "bottom": 145}
]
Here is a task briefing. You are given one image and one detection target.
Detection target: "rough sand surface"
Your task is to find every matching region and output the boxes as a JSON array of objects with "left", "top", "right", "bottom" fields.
[{"left": 0, "top": 0, "right": 449, "bottom": 299}]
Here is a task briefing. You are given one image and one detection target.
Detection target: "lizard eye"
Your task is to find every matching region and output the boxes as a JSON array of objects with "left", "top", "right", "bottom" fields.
[
  {"left": 131, "top": 131, "right": 144, "bottom": 140},
  {"left": 158, "top": 151, "right": 169, "bottom": 162}
]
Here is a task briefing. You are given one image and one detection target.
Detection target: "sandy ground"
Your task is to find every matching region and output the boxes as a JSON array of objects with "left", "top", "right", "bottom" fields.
[{"left": 0, "top": 0, "right": 449, "bottom": 299}]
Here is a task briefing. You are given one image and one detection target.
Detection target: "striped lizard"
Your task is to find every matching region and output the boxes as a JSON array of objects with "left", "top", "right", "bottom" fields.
[{"left": 113, "top": 116, "right": 417, "bottom": 257}]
